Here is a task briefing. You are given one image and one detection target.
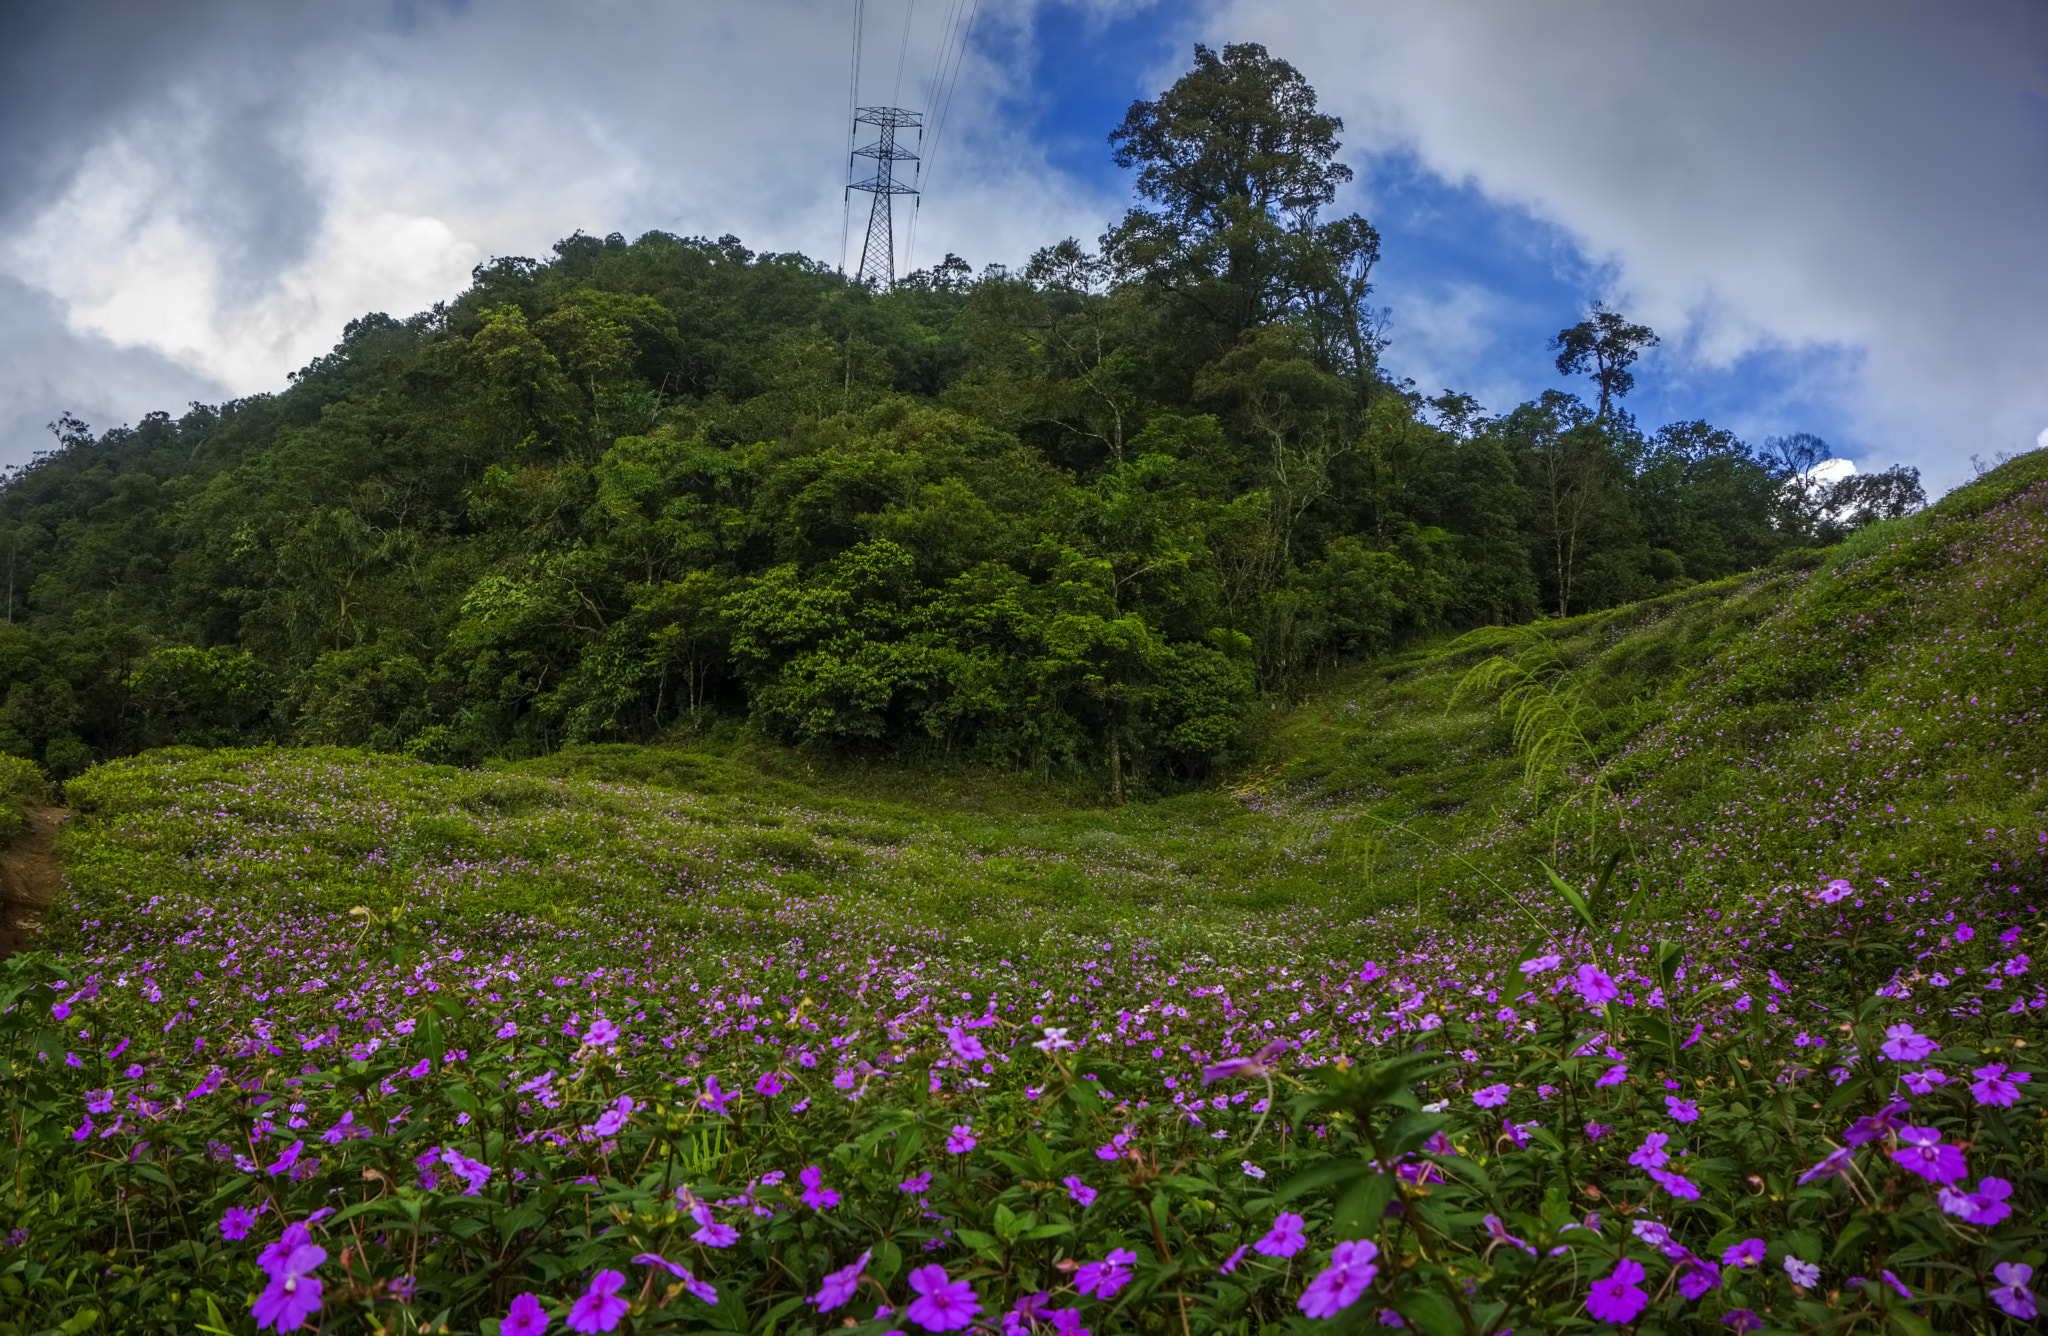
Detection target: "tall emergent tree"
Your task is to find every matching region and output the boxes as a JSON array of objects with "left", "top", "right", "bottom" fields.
[
  {"left": 1552, "top": 304, "right": 1659, "bottom": 421},
  {"left": 1105, "top": 42, "right": 1383, "bottom": 385}
]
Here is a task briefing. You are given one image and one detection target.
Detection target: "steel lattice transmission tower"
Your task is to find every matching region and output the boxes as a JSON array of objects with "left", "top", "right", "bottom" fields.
[{"left": 848, "top": 106, "right": 922, "bottom": 289}]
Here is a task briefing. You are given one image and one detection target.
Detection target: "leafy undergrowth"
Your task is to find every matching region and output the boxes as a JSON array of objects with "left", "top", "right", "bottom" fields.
[{"left": 2, "top": 458, "right": 2048, "bottom": 1334}]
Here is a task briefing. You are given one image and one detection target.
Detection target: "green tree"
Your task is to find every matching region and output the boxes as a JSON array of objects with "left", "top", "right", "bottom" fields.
[{"left": 1551, "top": 304, "right": 1659, "bottom": 422}]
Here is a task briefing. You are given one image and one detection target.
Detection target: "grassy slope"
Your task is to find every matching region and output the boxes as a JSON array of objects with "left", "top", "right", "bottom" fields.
[{"left": 50, "top": 450, "right": 2048, "bottom": 962}]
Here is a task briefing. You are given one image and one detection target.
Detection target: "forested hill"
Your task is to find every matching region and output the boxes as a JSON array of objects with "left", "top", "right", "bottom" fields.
[{"left": 0, "top": 46, "right": 1927, "bottom": 794}]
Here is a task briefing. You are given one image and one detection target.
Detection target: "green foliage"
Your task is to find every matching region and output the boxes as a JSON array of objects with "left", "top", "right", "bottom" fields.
[{"left": 0, "top": 51, "right": 1942, "bottom": 799}]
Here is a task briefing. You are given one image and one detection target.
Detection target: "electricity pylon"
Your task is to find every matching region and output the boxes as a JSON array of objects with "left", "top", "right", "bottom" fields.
[{"left": 849, "top": 106, "right": 921, "bottom": 289}]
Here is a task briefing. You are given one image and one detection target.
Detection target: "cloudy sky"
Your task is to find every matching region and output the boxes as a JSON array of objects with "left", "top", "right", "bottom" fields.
[{"left": 2, "top": 0, "right": 2043, "bottom": 488}]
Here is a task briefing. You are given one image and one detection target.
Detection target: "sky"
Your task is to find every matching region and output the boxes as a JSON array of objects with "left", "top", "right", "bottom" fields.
[{"left": 1, "top": 0, "right": 2043, "bottom": 491}]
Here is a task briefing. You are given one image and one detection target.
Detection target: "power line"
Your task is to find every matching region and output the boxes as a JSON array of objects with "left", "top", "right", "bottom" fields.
[
  {"left": 904, "top": 0, "right": 978, "bottom": 273},
  {"left": 840, "top": 0, "right": 866, "bottom": 276}
]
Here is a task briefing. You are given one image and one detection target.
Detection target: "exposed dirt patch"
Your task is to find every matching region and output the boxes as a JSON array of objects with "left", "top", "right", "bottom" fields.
[{"left": 0, "top": 807, "right": 67, "bottom": 957}]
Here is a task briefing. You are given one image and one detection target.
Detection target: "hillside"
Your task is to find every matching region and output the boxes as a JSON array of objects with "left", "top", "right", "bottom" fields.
[{"left": 7, "top": 440, "right": 2043, "bottom": 1336}]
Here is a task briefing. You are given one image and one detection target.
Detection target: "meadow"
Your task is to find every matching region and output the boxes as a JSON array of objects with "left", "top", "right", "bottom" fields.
[{"left": 2, "top": 452, "right": 2046, "bottom": 1334}]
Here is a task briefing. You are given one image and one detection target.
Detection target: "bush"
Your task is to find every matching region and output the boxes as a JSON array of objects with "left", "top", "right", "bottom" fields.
[{"left": 1, "top": 872, "right": 2039, "bottom": 1334}]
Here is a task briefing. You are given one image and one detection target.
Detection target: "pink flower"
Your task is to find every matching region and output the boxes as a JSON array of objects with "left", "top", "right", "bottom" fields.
[
  {"left": 1585, "top": 1258, "right": 1648, "bottom": 1323},
  {"left": 1297, "top": 1240, "right": 1379, "bottom": 1319},
  {"left": 1970, "top": 1063, "right": 2029, "bottom": 1107},
  {"left": 1074, "top": 1248, "right": 1137, "bottom": 1299},
  {"left": 1063, "top": 1175, "right": 1097, "bottom": 1207},
  {"left": 905, "top": 1264, "right": 981, "bottom": 1331},
  {"left": 582, "top": 1018, "right": 619, "bottom": 1047},
  {"left": 1889, "top": 1126, "right": 1968, "bottom": 1184},
  {"left": 1879, "top": 1024, "right": 1937, "bottom": 1062},
  {"left": 1472, "top": 1083, "right": 1510, "bottom": 1108},
  {"left": 566, "top": 1270, "right": 629, "bottom": 1333},
  {"left": 1818, "top": 878, "right": 1855, "bottom": 903},
  {"left": 812, "top": 1250, "right": 871, "bottom": 1311},
  {"left": 503, "top": 1293, "right": 549, "bottom": 1336},
  {"left": 945, "top": 1026, "right": 986, "bottom": 1062},
  {"left": 800, "top": 1165, "right": 840, "bottom": 1210},
  {"left": 1254, "top": 1213, "right": 1307, "bottom": 1258}
]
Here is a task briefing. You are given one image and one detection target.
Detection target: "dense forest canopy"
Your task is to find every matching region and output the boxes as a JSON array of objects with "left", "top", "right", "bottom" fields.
[{"left": 0, "top": 44, "right": 1925, "bottom": 796}]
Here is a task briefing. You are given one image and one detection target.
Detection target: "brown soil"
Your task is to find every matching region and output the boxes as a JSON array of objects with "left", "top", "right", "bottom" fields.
[{"left": 0, "top": 806, "right": 67, "bottom": 957}]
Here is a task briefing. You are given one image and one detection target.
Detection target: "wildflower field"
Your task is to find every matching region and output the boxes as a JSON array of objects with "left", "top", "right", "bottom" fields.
[{"left": 3, "top": 457, "right": 2047, "bottom": 1334}]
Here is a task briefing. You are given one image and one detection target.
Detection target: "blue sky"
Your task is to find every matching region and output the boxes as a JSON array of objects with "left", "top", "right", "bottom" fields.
[
  {"left": 0, "top": 0, "right": 2040, "bottom": 485},
  {"left": 964, "top": 1, "right": 1881, "bottom": 463}
]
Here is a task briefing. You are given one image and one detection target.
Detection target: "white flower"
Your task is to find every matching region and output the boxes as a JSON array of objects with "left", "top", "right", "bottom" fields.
[{"left": 1032, "top": 1027, "right": 1073, "bottom": 1052}]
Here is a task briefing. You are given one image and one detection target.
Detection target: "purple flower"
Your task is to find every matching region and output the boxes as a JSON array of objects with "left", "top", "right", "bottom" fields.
[
  {"left": 1585, "top": 1258, "right": 1648, "bottom": 1323},
  {"left": 438, "top": 1146, "right": 492, "bottom": 1195},
  {"left": 266, "top": 1140, "right": 304, "bottom": 1177},
  {"left": 1675, "top": 1257, "right": 1719, "bottom": 1301},
  {"left": 1783, "top": 1255, "right": 1819, "bottom": 1288},
  {"left": 1664, "top": 1095, "right": 1699, "bottom": 1122},
  {"left": 1991, "top": 1263, "right": 2037, "bottom": 1320},
  {"left": 589, "top": 1094, "right": 634, "bottom": 1138},
  {"left": 1649, "top": 1167, "right": 1701, "bottom": 1200},
  {"left": 633, "top": 1253, "right": 716, "bottom": 1303},
  {"left": 504, "top": 1293, "right": 549, "bottom": 1336},
  {"left": 1879, "top": 1270, "right": 1912, "bottom": 1300},
  {"left": 1879, "top": 1024, "right": 1937, "bottom": 1062},
  {"left": 252, "top": 1225, "right": 326, "bottom": 1332},
  {"left": 755, "top": 1071, "right": 785, "bottom": 1097},
  {"left": 582, "top": 1018, "right": 620, "bottom": 1047},
  {"left": 1628, "top": 1131, "right": 1670, "bottom": 1170},
  {"left": 905, "top": 1264, "right": 981, "bottom": 1331},
  {"left": 1218, "top": 1245, "right": 1248, "bottom": 1275},
  {"left": 1970, "top": 1063, "right": 2029, "bottom": 1107},
  {"left": 697, "top": 1075, "right": 733, "bottom": 1116},
  {"left": 566, "top": 1270, "right": 630, "bottom": 1333},
  {"left": 1063, "top": 1175, "right": 1097, "bottom": 1207},
  {"left": 899, "top": 1172, "right": 932, "bottom": 1194},
  {"left": 688, "top": 1199, "right": 739, "bottom": 1247},
  {"left": 1583, "top": 1121, "right": 1610, "bottom": 1141},
  {"left": 496, "top": 1020, "right": 520, "bottom": 1039},
  {"left": 1722, "top": 1239, "right": 1765, "bottom": 1269},
  {"left": 1573, "top": 965, "right": 1620, "bottom": 1008},
  {"left": 1818, "top": 878, "right": 1855, "bottom": 903},
  {"left": 945, "top": 1026, "right": 986, "bottom": 1063},
  {"left": 945, "top": 1123, "right": 977, "bottom": 1154},
  {"left": 1298, "top": 1240, "right": 1379, "bottom": 1319},
  {"left": 1472, "top": 1083, "right": 1510, "bottom": 1108},
  {"left": 85, "top": 1089, "right": 113, "bottom": 1114},
  {"left": 1889, "top": 1126, "right": 1968, "bottom": 1183},
  {"left": 1796, "top": 1146, "right": 1856, "bottom": 1185},
  {"left": 1843, "top": 1099, "right": 1912, "bottom": 1145},
  {"left": 1481, "top": 1214, "right": 1534, "bottom": 1258},
  {"left": 800, "top": 1164, "right": 840, "bottom": 1210},
  {"left": 1254, "top": 1213, "right": 1308, "bottom": 1259},
  {"left": 1594, "top": 1064, "right": 1628, "bottom": 1088},
  {"left": 1519, "top": 953, "right": 1562, "bottom": 975},
  {"left": 1938, "top": 1176, "right": 2014, "bottom": 1226},
  {"left": 404, "top": 1058, "right": 431, "bottom": 1079},
  {"left": 1202, "top": 1039, "right": 1285, "bottom": 1085},
  {"left": 1900, "top": 1068, "right": 1947, "bottom": 1095},
  {"left": 1073, "top": 1248, "right": 1137, "bottom": 1300},
  {"left": 1722, "top": 1310, "right": 1763, "bottom": 1332},
  {"left": 220, "top": 1205, "right": 262, "bottom": 1240},
  {"left": 812, "top": 1250, "right": 871, "bottom": 1311}
]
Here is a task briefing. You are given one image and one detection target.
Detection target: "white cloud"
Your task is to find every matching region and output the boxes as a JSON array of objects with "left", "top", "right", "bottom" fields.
[{"left": 1205, "top": 0, "right": 2048, "bottom": 486}]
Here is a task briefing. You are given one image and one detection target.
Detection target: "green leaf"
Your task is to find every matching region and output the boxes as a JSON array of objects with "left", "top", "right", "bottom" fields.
[
  {"left": 1394, "top": 1287, "right": 1465, "bottom": 1336},
  {"left": 1542, "top": 863, "right": 1599, "bottom": 935},
  {"left": 955, "top": 1229, "right": 999, "bottom": 1251},
  {"left": 1274, "top": 1157, "right": 1371, "bottom": 1205},
  {"left": 1384, "top": 1112, "right": 1450, "bottom": 1158},
  {"left": 1331, "top": 1172, "right": 1393, "bottom": 1241}
]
